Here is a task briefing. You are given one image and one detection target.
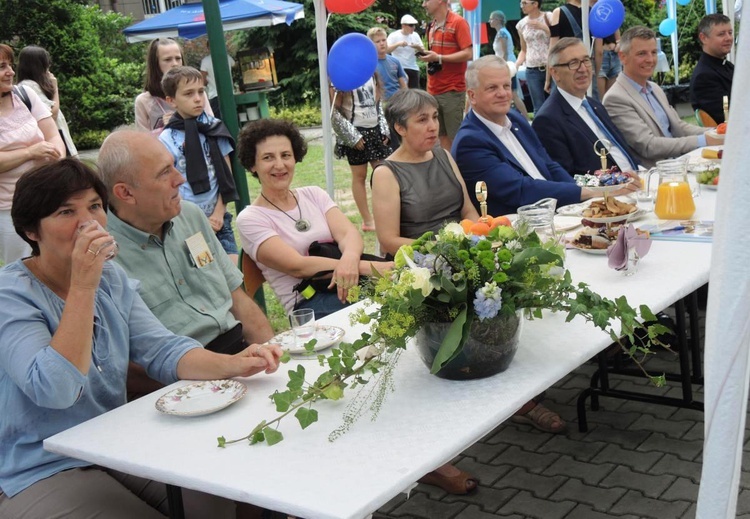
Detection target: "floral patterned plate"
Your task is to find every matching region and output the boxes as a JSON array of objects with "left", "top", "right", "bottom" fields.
[
  {"left": 155, "top": 380, "right": 247, "bottom": 417},
  {"left": 268, "top": 325, "right": 346, "bottom": 354}
]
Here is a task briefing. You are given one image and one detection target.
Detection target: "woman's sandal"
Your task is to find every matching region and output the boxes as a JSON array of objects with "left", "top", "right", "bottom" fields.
[
  {"left": 511, "top": 402, "right": 567, "bottom": 433},
  {"left": 418, "top": 469, "right": 479, "bottom": 495}
]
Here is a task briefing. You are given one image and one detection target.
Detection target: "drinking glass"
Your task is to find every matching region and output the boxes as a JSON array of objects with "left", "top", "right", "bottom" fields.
[
  {"left": 289, "top": 309, "right": 316, "bottom": 347},
  {"left": 78, "top": 221, "right": 119, "bottom": 260}
]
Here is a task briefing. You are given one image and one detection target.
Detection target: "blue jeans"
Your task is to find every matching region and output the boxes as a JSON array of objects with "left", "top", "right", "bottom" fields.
[
  {"left": 525, "top": 67, "right": 548, "bottom": 113},
  {"left": 215, "top": 211, "right": 238, "bottom": 256},
  {"left": 294, "top": 292, "right": 349, "bottom": 319}
]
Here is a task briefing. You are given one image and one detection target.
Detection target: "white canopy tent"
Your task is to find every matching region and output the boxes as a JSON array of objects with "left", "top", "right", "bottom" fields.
[{"left": 695, "top": 9, "right": 747, "bottom": 518}]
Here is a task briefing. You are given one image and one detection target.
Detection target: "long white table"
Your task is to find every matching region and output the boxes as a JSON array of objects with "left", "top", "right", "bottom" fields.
[{"left": 44, "top": 188, "right": 716, "bottom": 519}]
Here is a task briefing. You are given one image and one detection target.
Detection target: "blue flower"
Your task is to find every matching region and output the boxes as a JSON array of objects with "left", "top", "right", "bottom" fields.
[{"left": 473, "top": 282, "right": 503, "bottom": 320}]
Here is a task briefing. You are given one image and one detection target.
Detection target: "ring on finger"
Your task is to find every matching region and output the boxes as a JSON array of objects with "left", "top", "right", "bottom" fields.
[{"left": 87, "top": 248, "right": 98, "bottom": 256}]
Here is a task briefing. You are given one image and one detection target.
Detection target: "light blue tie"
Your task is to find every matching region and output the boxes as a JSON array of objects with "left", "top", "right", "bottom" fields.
[{"left": 581, "top": 98, "right": 638, "bottom": 171}]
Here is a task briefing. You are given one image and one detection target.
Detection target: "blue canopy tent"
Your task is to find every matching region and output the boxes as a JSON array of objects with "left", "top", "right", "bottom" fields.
[
  {"left": 123, "top": 0, "right": 304, "bottom": 42},
  {"left": 123, "top": 0, "right": 304, "bottom": 211}
]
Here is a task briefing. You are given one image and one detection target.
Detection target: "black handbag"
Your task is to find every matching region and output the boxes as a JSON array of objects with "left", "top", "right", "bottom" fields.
[{"left": 293, "top": 241, "right": 383, "bottom": 298}]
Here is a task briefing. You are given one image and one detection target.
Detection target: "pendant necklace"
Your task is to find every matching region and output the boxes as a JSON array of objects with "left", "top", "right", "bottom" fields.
[{"left": 261, "top": 190, "right": 311, "bottom": 232}]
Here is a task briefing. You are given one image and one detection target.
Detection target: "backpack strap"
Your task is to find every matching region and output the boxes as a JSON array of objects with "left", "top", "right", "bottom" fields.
[
  {"left": 559, "top": 5, "right": 583, "bottom": 39},
  {"left": 12, "top": 85, "right": 32, "bottom": 111}
]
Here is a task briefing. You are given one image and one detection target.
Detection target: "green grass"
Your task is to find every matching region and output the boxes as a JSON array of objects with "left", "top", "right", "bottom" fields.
[{"left": 231, "top": 141, "right": 380, "bottom": 333}]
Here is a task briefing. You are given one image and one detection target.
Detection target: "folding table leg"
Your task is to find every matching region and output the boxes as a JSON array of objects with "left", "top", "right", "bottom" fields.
[{"left": 167, "top": 484, "right": 185, "bottom": 519}]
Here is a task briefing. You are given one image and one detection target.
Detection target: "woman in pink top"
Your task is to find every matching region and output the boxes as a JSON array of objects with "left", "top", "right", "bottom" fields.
[
  {"left": 236, "top": 119, "right": 392, "bottom": 318},
  {"left": 134, "top": 38, "right": 212, "bottom": 133},
  {"left": 0, "top": 44, "right": 64, "bottom": 264}
]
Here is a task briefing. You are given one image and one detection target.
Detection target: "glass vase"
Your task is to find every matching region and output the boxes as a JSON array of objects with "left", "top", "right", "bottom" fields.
[{"left": 414, "top": 310, "right": 523, "bottom": 380}]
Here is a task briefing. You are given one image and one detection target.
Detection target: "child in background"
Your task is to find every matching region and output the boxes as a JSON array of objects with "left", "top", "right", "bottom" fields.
[{"left": 159, "top": 66, "right": 240, "bottom": 264}]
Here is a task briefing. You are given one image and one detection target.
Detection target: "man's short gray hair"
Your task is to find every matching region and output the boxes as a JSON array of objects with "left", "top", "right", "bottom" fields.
[
  {"left": 548, "top": 37, "right": 586, "bottom": 67},
  {"left": 465, "top": 55, "right": 509, "bottom": 90},
  {"left": 698, "top": 13, "right": 731, "bottom": 38},
  {"left": 97, "top": 128, "right": 145, "bottom": 195},
  {"left": 384, "top": 88, "right": 439, "bottom": 130},
  {"left": 619, "top": 26, "right": 656, "bottom": 54}
]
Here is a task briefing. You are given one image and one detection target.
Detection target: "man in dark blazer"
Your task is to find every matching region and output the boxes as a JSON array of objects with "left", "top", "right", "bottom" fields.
[
  {"left": 690, "top": 13, "right": 734, "bottom": 124},
  {"left": 532, "top": 38, "right": 640, "bottom": 177},
  {"left": 452, "top": 55, "right": 638, "bottom": 217}
]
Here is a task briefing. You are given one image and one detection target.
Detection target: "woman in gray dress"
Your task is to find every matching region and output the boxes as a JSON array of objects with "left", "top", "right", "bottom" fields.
[{"left": 372, "top": 89, "right": 478, "bottom": 257}]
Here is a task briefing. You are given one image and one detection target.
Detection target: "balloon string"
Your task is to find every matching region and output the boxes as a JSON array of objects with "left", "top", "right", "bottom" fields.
[
  {"left": 330, "top": 90, "right": 338, "bottom": 120},
  {"left": 326, "top": 13, "right": 331, "bottom": 27}
]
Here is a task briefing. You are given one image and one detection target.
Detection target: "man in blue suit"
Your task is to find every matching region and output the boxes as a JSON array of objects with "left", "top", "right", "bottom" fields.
[
  {"left": 452, "top": 55, "right": 637, "bottom": 216},
  {"left": 532, "top": 38, "right": 640, "bottom": 177}
]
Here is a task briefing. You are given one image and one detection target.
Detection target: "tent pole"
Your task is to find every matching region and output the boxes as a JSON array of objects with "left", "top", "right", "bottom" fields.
[
  {"left": 314, "top": 0, "right": 335, "bottom": 199},
  {"left": 203, "top": 0, "right": 251, "bottom": 211}
]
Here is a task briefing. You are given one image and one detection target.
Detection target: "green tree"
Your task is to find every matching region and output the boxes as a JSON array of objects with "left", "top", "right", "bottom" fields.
[
  {"left": 232, "top": 0, "right": 424, "bottom": 108},
  {"left": 0, "top": 0, "right": 142, "bottom": 138}
]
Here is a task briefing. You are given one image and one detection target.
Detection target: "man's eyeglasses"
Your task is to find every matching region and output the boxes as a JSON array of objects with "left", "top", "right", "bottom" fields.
[
  {"left": 519, "top": 1, "right": 535, "bottom": 5},
  {"left": 553, "top": 57, "right": 592, "bottom": 70}
]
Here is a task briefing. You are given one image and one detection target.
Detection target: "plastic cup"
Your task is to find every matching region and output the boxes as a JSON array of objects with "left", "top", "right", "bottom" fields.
[
  {"left": 289, "top": 309, "right": 316, "bottom": 346},
  {"left": 78, "top": 221, "right": 119, "bottom": 260}
]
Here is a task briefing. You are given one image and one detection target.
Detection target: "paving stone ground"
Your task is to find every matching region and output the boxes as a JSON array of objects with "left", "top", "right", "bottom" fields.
[{"left": 372, "top": 308, "right": 743, "bottom": 519}]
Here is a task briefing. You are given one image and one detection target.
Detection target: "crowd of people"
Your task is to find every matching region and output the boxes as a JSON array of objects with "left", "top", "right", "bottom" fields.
[{"left": 0, "top": 3, "right": 736, "bottom": 516}]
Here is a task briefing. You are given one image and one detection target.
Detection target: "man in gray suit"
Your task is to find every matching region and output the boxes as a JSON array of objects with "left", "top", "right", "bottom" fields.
[{"left": 603, "top": 26, "right": 723, "bottom": 168}]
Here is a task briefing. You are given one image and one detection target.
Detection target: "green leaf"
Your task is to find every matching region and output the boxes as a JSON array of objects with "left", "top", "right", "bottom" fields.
[
  {"left": 639, "top": 304, "right": 658, "bottom": 322},
  {"left": 295, "top": 407, "right": 319, "bottom": 429},
  {"left": 263, "top": 427, "right": 284, "bottom": 446},
  {"left": 272, "top": 390, "right": 293, "bottom": 412},
  {"left": 250, "top": 430, "right": 265, "bottom": 444},
  {"left": 217, "top": 436, "right": 226, "bottom": 448},
  {"left": 430, "top": 306, "right": 468, "bottom": 374},
  {"left": 279, "top": 350, "right": 291, "bottom": 364}
]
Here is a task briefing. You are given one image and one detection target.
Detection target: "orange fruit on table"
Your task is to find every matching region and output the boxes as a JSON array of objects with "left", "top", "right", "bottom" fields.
[
  {"left": 717, "top": 123, "right": 727, "bottom": 135},
  {"left": 490, "top": 216, "right": 512, "bottom": 229},
  {"left": 460, "top": 219, "right": 474, "bottom": 234},
  {"left": 469, "top": 222, "right": 491, "bottom": 236}
]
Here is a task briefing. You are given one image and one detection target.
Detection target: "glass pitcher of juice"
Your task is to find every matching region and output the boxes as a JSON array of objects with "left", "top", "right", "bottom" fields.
[{"left": 645, "top": 158, "right": 696, "bottom": 220}]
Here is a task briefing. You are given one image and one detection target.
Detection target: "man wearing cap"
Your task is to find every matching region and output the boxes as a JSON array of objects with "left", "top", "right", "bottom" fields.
[
  {"left": 387, "top": 14, "right": 424, "bottom": 89},
  {"left": 420, "top": 0, "right": 473, "bottom": 150}
]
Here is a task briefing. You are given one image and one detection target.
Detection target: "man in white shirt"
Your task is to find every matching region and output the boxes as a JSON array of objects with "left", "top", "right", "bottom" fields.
[
  {"left": 533, "top": 38, "right": 640, "bottom": 176},
  {"left": 452, "top": 55, "right": 638, "bottom": 216},
  {"left": 199, "top": 42, "right": 236, "bottom": 119},
  {"left": 386, "top": 14, "right": 424, "bottom": 89}
]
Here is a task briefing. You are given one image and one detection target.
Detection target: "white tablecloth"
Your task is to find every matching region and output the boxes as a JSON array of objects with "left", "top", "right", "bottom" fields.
[{"left": 44, "top": 191, "right": 716, "bottom": 519}]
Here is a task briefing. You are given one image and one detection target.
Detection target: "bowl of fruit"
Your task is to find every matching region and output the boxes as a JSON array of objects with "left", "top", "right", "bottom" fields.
[{"left": 693, "top": 165, "right": 720, "bottom": 190}]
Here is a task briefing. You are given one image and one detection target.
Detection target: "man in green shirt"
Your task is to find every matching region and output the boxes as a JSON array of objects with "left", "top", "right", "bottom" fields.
[{"left": 99, "top": 130, "right": 274, "bottom": 393}]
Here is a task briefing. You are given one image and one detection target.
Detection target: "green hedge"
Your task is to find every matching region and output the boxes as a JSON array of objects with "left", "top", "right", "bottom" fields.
[{"left": 269, "top": 104, "right": 322, "bottom": 127}]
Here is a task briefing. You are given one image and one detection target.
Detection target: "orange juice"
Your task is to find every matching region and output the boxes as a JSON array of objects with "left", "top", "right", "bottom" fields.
[{"left": 654, "top": 181, "right": 695, "bottom": 219}]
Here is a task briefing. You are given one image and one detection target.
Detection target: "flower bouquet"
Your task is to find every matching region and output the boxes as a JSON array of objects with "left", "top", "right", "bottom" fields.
[{"left": 219, "top": 221, "right": 669, "bottom": 447}]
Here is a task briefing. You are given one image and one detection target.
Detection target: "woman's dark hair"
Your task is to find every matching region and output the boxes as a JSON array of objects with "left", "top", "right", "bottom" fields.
[
  {"left": 237, "top": 119, "right": 308, "bottom": 179},
  {"left": 17, "top": 46, "right": 55, "bottom": 99},
  {"left": 144, "top": 38, "right": 183, "bottom": 98},
  {"left": 12, "top": 159, "right": 109, "bottom": 256},
  {"left": 0, "top": 44, "right": 14, "bottom": 63}
]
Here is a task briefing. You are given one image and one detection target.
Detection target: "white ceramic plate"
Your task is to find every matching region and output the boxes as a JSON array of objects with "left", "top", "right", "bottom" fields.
[
  {"left": 700, "top": 183, "right": 718, "bottom": 191},
  {"left": 705, "top": 129, "right": 725, "bottom": 140},
  {"left": 554, "top": 215, "right": 583, "bottom": 232},
  {"left": 155, "top": 380, "right": 247, "bottom": 417},
  {"left": 581, "top": 208, "right": 646, "bottom": 224},
  {"left": 268, "top": 324, "right": 345, "bottom": 354},
  {"left": 580, "top": 178, "right": 635, "bottom": 194},
  {"left": 568, "top": 243, "right": 609, "bottom": 255}
]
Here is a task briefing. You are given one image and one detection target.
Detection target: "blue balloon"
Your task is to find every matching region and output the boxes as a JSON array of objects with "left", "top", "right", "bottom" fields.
[
  {"left": 659, "top": 17, "right": 677, "bottom": 36},
  {"left": 328, "top": 33, "right": 378, "bottom": 92},
  {"left": 677, "top": 0, "right": 691, "bottom": 5},
  {"left": 589, "top": 0, "right": 625, "bottom": 38}
]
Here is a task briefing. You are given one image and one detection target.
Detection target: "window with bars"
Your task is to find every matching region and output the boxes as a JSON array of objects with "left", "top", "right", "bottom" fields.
[{"left": 142, "top": 0, "right": 184, "bottom": 16}]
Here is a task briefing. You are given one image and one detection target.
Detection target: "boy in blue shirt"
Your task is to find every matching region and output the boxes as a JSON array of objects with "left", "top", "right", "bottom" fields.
[
  {"left": 159, "top": 66, "right": 239, "bottom": 263},
  {"left": 368, "top": 27, "right": 407, "bottom": 100}
]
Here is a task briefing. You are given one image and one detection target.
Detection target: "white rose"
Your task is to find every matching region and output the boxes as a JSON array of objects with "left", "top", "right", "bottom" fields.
[
  {"left": 443, "top": 222, "right": 466, "bottom": 237},
  {"left": 409, "top": 267, "right": 434, "bottom": 297}
]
